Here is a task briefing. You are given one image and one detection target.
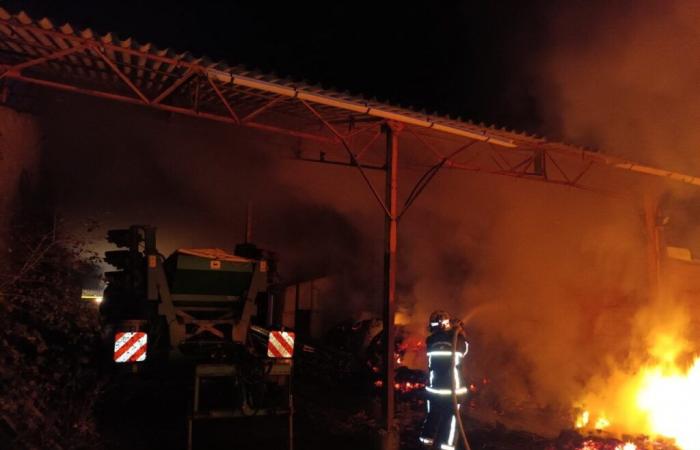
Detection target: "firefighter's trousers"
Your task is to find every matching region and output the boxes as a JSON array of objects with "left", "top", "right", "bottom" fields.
[{"left": 419, "top": 396, "right": 464, "bottom": 450}]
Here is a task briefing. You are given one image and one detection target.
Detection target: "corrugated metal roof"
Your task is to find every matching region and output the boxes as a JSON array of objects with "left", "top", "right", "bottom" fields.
[
  {"left": 0, "top": 7, "right": 699, "bottom": 190},
  {"left": 0, "top": 8, "right": 540, "bottom": 144}
]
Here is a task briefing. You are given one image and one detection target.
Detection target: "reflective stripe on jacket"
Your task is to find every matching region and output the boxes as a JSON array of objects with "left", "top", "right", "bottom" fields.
[{"left": 426, "top": 329, "right": 468, "bottom": 396}]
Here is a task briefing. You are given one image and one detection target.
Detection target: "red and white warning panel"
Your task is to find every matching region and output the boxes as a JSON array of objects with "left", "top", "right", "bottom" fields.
[
  {"left": 113, "top": 331, "right": 148, "bottom": 363},
  {"left": 267, "top": 331, "right": 295, "bottom": 358}
]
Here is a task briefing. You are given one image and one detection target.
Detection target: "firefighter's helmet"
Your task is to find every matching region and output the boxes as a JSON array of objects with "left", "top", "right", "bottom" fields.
[{"left": 428, "top": 310, "right": 451, "bottom": 333}]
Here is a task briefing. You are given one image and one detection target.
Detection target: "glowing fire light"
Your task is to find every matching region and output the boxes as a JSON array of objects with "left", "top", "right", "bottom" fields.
[
  {"left": 580, "top": 440, "right": 598, "bottom": 450},
  {"left": 575, "top": 410, "right": 590, "bottom": 429},
  {"left": 373, "top": 379, "right": 425, "bottom": 393},
  {"left": 575, "top": 410, "right": 610, "bottom": 431},
  {"left": 575, "top": 320, "right": 700, "bottom": 450},
  {"left": 577, "top": 440, "right": 636, "bottom": 450},
  {"left": 393, "top": 381, "right": 425, "bottom": 393},
  {"left": 636, "top": 356, "right": 700, "bottom": 450},
  {"left": 594, "top": 415, "right": 610, "bottom": 430}
]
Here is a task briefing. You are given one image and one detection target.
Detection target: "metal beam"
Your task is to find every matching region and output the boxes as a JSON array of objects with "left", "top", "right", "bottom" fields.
[
  {"left": 295, "top": 155, "right": 385, "bottom": 171},
  {"left": 7, "top": 16, "right": 700, "bottom": 189},
  {"left": 292, "top": 132, "right": 614, "bottom": 194},
  {"left": 444, "top": 160, "right": 618, "bottom": 195},
  {"left": 354, "top": 129, "right": 383, "bottom": 160},
  {"left": 0, "top": 44, "right": 87, "bottom": 79},
  {"left": 382, "top": 121, "right": 401, "bottom": 450},
  {"left": 399, "top": 141, "right": 478, "bottom": 221},
  {"left": 405, "top": 127, "right": 445, "bottom": 163},
  {"left": 1, "top": 16, "right": 523, "bottom": 147},
  {"left": 344, "top": 120, "right": 385, "bottom": 140},
  {"left": 152, "top": 68, "right": 195, "bottom": 104},
  {"left": 544, "top": 151, "right": 571, "bottom": 183},
  {"left": 207, "top": 75, "right": 240, "bottom": 124},
  {"left": 571, "top": 161, "right": 594, "bottom": 186},
  {"left": 89, "top": 45, "right": 150, "bottom": 104},
  {"left": 299, "top": 98, "right": 391, "bottom": 217},
  {"left": 6, "top": 73, "right": 338, "bottom": 144},
  {"left": 241, "top": 96, "right": 285, "bottom": 123}
]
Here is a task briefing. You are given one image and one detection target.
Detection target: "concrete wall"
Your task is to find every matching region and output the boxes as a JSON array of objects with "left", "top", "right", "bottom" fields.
[{"left": 0, "top": 106, "right": 41, "bottom": 253}]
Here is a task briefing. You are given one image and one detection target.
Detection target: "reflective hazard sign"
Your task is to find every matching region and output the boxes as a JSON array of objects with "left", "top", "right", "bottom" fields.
[
  {"left": 114, "top": 331, "right": 148, "bottom": 363},
  {"left": 267, "top": 331, "right": 295, "bottom": 358}
]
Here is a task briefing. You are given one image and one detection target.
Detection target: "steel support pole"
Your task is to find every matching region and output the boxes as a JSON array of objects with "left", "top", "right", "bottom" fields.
[{"left": 382, "top": 121, "right": 400, "bottom": 450}]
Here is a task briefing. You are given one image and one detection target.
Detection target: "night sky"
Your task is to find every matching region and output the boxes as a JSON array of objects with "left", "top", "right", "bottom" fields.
[{"left": 2, "top": 0, "right": 558, "bottom": 135}]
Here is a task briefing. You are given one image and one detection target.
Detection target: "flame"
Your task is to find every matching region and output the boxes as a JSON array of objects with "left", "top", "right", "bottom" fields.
[
  {"left": 578, "top": 440, "right": 636, "bottom": 450},
  {"left": 580, "top": 440, "right": 597, "bottom": 450},
  {"left": 617, "top": 444, "right": 637, "bottom": 450},
  {"left": 574, "top": 318, "right": 700, "bottom": 450},
  {"left": 575, "top": 410, "right": 590, "bottom": 428},
  {"left": 594, "top": 415, "right": 610, "bottom": 430},
  {"left": 575, "top": 410, "right": 610, "bottom": 431},
  {"left": 393, "top": 381, "right": 425, "bottom": 393},
  {"left": 636, "top": 357, "right": 700, "bottom": 450}
]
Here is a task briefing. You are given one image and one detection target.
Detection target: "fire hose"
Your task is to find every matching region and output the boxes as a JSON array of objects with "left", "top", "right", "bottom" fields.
[{"left": 451, "top": 321, "right": 472, "bottom": 450}]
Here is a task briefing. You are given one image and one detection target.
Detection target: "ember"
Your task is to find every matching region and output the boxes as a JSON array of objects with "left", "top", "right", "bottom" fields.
[
  {"left": 577, "top": 440, "right": 637, "bottom": 450},
  {"left": 394, "top": 381, "right": 426, "bottom": 393}
]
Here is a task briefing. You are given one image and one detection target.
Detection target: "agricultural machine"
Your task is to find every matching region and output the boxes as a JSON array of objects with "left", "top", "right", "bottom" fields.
[{"left": 99, "top": 225, "right": 294, "bottom": 449}]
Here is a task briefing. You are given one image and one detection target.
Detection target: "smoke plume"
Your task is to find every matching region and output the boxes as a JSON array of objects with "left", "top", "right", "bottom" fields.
[
  {"left": 439, "top": 0, "right": 700, "bottom": 435},
  {"left": 397, "top": 0, "right": 700, "bottom": 436}
]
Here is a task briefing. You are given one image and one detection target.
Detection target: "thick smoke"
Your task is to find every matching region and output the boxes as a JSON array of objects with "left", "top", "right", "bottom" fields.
[
  {"left": 507, "top": 0, "right": 700, "bottom": 435},
  {"left": 399, "top": 170, "right": 649, "bottom": 434},
  {"left": 399, "top": 0, "right": 700, "bottom": 435},
  {"left": 24, "top": 2, "right": 700, "bottom": 435},
  {"left": 542, "top": 1, "right": 700, "bottom": 173}
]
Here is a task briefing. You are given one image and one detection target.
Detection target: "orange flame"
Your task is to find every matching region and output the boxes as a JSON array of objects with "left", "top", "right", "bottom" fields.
[
  {"left": 575, "top": 317, "right": 699, "bottom": 450},
  {"left": 636, "top": 357, "right": 700, "bottom": 450}
]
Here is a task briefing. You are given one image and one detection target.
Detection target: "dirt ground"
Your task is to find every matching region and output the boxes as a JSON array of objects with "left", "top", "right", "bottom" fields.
[{"left": 93, "top": 366, "right": 581, "bottom": 450}]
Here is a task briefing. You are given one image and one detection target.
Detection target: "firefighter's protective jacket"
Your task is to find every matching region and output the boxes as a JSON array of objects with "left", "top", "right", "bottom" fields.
[
  {"left": 420, "top": 327, "right": 469, "bottom": 449},
  {"left": 425, "top": 329, "right": 468, "bottom": 396}
]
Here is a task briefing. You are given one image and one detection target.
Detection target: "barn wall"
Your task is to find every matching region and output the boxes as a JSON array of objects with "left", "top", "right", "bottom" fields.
[{"left": 0, "top": 106, "right": 41, "bottom": 254}]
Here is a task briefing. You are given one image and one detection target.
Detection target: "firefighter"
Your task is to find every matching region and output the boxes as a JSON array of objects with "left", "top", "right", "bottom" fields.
[{"left": 419, "top": 310, "right": 468, "bottom": 450}]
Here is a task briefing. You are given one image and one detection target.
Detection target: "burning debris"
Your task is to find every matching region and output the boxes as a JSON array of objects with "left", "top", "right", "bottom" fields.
[
  {"left": 569, "top": 298, "right": 700, "bottom": 450},
  {"left": 575, "top": 410, "right": 611, "bottom": 433},
  {"left": 572, "top": 357, "right": 700, "bottom": 450},
  {"left": 296, "top": 318, "right": 430, "bottom": 394},
  {"left": 550, "top": 430, "right": 680, "bottom": 450}
]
